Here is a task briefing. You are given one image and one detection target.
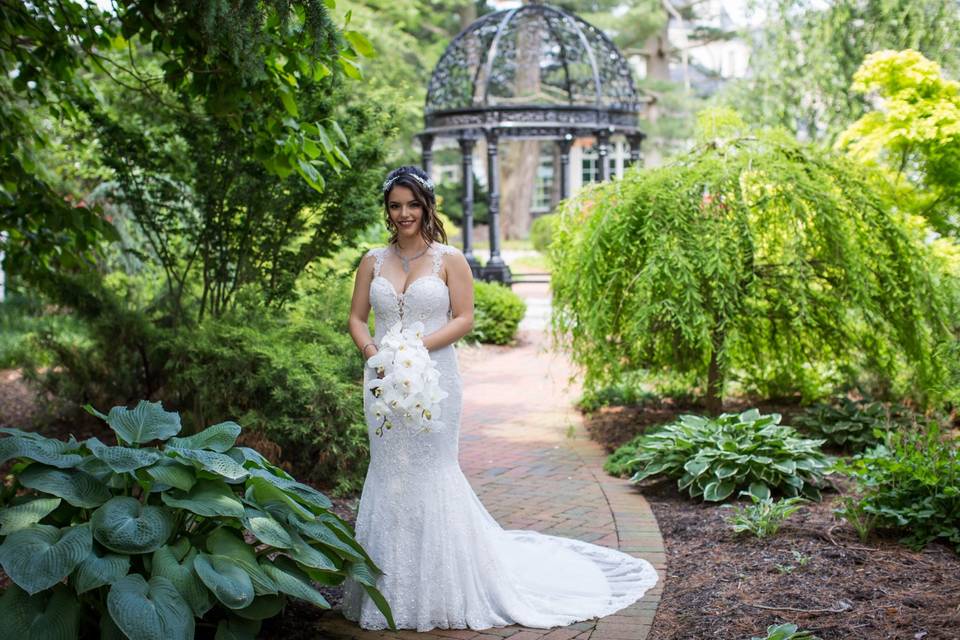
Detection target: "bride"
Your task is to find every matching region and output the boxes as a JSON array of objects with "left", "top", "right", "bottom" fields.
[{"left": 342, "top": 165, "right": 659, "bottom": 631}]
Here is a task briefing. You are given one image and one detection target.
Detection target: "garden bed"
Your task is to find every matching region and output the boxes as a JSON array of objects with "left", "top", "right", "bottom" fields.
[{"left": 585, "top": 404, "right": 960, "bottom": 640}]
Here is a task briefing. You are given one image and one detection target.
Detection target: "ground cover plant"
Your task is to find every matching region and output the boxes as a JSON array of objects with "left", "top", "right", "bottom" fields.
[
  {"left": 609, "top": 408, "right": 834, "bottom": 502},
  {"left": 0, "top": 400, "right": 394, "bottom": 638}
]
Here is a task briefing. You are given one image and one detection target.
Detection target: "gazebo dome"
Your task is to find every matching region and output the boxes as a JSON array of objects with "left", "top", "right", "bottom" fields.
[{"left": 426, "top": 3, "right": 640, "bottom": 116}]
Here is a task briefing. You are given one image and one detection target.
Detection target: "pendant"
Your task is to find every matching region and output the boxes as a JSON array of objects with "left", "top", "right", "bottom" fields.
[{"left": 401, "top": 258, "right": 410, "bottom": 273}]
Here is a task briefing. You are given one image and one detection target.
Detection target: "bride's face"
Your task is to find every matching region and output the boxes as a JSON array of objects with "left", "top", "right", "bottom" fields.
[{"left": 386, "top": 185, "right": 424, "bottom": 239}]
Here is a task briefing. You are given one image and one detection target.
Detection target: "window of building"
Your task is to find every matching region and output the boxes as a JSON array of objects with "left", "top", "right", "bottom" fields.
[{"left": 532, "top": 150, "right": 555, "bottom": 212}]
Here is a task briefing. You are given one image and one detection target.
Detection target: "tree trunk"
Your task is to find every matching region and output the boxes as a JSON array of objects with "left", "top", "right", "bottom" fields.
[
  {"left": 500, "top": 4, "right": 541, "bottom": 239},
  {"left": 705, "top": 334, "right": 724, "bottom": 415}
]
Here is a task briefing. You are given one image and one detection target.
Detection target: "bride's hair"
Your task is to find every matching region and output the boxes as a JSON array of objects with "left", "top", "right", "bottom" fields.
[{"left": 382, "top": 165, "right": 448, "bottom": 246}]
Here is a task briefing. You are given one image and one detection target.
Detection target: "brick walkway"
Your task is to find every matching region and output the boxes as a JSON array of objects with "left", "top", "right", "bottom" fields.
[{"left": 316, "top": 282, "right": 665, "bottom": 639}]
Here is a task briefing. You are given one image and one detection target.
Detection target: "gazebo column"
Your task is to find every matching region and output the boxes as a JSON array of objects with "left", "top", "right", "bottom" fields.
[
  {"left": 482, "top": 129, "right": 511, "bottom": 284},
  {"left": 557, "top": 132, "right": 573, "bottom": 200},
  {"left": 419, "top": 133, "right": 435, "bottom": 176},
  {"left": 458, "top": 137, "right": 481, "bottom": 277},
  {"left": 595, "top": 128, "right": 610, "bottom": 182},
  {"left": 627, "top": 132, "right": 646, "bottom": 168}
]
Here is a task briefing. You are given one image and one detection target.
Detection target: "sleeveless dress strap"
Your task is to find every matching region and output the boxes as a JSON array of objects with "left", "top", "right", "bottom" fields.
[
  {"left": 372, "top": 247, "right": 386, "bottom": 278},
  {"left": 430, "top": 243, "right": 459, "bottom": 276}
]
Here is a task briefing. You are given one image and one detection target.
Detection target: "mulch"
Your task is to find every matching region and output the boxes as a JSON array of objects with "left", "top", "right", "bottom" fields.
[{"left": 583, "top": 402, "right": 960, "bottom": 640}]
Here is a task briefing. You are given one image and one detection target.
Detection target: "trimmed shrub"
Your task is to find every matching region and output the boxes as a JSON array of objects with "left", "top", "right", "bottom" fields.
[
  {"left": 529, "top": 213, "right": 557, "bottom": 254},
  {"left": 465, "top": 281, "right": 526, "bottom": 346}
]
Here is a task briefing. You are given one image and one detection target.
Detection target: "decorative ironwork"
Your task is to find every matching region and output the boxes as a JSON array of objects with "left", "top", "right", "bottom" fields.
[
  {"left": 418, "top": 3, "right": 647, "bottom": 286},
  {"left": 425, "top": 4, "right": 640, "bottom": 115}
]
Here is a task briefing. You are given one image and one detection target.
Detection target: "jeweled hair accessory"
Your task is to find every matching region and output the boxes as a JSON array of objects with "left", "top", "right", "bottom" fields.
[{"left": 382, "top": 171, "right": 435, "bottom": 194}]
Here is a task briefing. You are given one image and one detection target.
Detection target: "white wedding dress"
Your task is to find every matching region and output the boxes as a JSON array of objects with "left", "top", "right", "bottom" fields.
[{"left": 340, "top": 242, "right": 660, "bottom": 631}]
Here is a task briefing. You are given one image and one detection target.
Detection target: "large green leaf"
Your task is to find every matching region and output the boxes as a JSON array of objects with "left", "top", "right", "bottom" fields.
[
  {"left": 161, "top": 479, "right": 245, "bottom": 519},
  {"left": 0, "top": 498, "right": 62, "bottom": 535},
  {"left": 227, "top": 447, "right": 294, "bottom": 479},
  {"left": 285, "top": 527, "right": 338, "bottom": 571},
  {"left": 74, "top": 546, "right": 131, "bottom": 594},
  {"left": 215, "top": 616, "right": 261, "bottom": 640},
  {"left": 86, "top": 437, "right": 161, "bottom": 473},
  {"left": 243, "top": 507, "right": 293, "bottom": 549},
  {"left": 18, "top": 464, "right": 111, "bottom": 508},
  {"left": 289, "top": 515, "right": 363, "bottom": 561},
  {"left": 0, "top": 584, "right": 81, "bottom": 640},
  {"left": 703, "top": 479, "right": 736, "bottom": 501},
  {"left": 144, "top": 459, "right": 196, "bottom": 492},
  {"left": 151, "top": 541, "right": 213, "bottom": 617},
  {"left": 345, "top": 560, "right": 396, "bottom": 630},
  {"left": 168, "top": 422, "right": 241, "bottom": 453},
  {"left": 168, "top": 448, "right": 249, "bottom": 481},
  {"left": 193, "top": 553, "right": 256, "bottom": 610},
  {"left": 0, "top": 523, "right": 92, "bottom": 594},
  {"left": 91, "top": 497, "right": 175, "bottom": 554},
  {"left": 246, "top": 478, "right": 313, "bottom": 519},
  {"left": 246, "top": 467, "right": 332, "bottom": 510},
  {"left": 260, "top": 555, "right": 330, "bottom": 609},
  {"left": 205, "top": 528, "right": 277, "bottom": 596},
  {"left": 0, "top": 432, "right": 83, "bottom": 469},
  {"left": 107, "top": 574, "right": 194, "bottom": 640},
  {"left": 106, "top": 400, "right": 182, "bottom": 445},
  {"left": 233, "top": 594, "right": 286, "bottom": 621}
]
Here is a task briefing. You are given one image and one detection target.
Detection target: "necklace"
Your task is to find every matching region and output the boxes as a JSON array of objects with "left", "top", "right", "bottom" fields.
[{"left": 392, "top": 242, "right": 430, "bottom": 273}]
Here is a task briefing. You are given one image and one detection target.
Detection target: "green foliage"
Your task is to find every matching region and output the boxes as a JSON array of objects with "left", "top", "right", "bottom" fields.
[
  {"left": 720, "top": 0, "right": 960, "bottom": 146},
  {"left": 465, "top": 281, "right": 527, "bottom": 346},
  {"left": 578, "top": 368, "right": 699, "bottom": 413},
  {"left": 435, "top": 174, "right": 490, "bottom": 226},
  {"left": 750, "top": 622, "right": 822, "bottom": 640},
  {"left": 550, "top": 112, "right": 957, "bottom": 409},
  {"left": 835, "top": 49, "right": 960, "bottom": 237},
  {"left": 0, "top": 400, "right": 395, "bottom": 637},
  {"left": 832, "top": 422, "right": 960, "bottom": 552},
  {"left": 614, "top": 409, "right": 834, "bottom": 502},
  {"left": 793, "top": 395, "right": 921, "bottom": 452},
  {"left": 832, "top": 494, "right": 879, "bottom": 544},
  {"left": 163, "top": 277, "right": 369, "bottom": 496},
  {"left": 1, "top": 0, "right": 372, "bottom": 293},
  {"left": 529, "top": 213, "right": 557, "bottom": 254},
  {"left": 0, "top": 294, "right": 87, "bottom": 370},
  {"left": 721, "top": 493, "right": 810, "bottom": 538}
]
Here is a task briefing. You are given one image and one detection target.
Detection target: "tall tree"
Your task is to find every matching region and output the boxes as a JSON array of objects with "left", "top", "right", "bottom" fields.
[
  {"left": 836, "top": 49, "right": 960, "bottom": 238},
  {"left": 1, "top": 0, "right": 372, "bottom": 293},
  {"left": 551, "top": 108, "right": 956, "bottom": 412},
  {"left": 720, "top": 0, "right": 960, "bottom": 145}
]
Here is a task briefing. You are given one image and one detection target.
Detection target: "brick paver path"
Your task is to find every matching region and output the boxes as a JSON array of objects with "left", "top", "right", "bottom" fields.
[{"left": 315, "top": 280, "right": 665, "bottom": 640}]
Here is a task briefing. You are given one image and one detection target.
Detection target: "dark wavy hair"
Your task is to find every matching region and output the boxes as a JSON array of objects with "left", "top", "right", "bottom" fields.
[{"left": 381, "top": 165, "right": 447, "bottom": 246}]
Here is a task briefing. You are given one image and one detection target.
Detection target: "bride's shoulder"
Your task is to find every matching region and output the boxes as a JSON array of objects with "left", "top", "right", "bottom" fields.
[{"left": 431, "top": 242, "right": 462, "bottom": 257}]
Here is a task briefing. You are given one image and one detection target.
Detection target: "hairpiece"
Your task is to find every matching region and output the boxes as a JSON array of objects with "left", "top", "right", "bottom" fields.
[{"left": 382, "top": 171, "right": 435, "bottom": 194}]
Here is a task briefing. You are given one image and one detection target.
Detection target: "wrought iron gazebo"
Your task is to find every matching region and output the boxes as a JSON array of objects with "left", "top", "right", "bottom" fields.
[{"left": 418, "top": 2, "right": 647, "bottom": 283}]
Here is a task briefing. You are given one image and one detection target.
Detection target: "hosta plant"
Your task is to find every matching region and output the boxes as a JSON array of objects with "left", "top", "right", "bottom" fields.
[
  {"left": 0, "top": 400, "right": 395, "bottom": 639},
  {"left": 625, "top": 409, "right": 835, "bottom": 502},
  {"left": 792, "top": 395, "right": 918, "bottom": 451}
]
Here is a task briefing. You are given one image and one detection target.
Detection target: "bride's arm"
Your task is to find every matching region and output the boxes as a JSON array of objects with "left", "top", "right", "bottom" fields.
[
  {"left": 348, "top": 252, "right": 378, "bottom": 361},
  {"left": 422, "top": 251, "right": 475, "bottom": 351}
]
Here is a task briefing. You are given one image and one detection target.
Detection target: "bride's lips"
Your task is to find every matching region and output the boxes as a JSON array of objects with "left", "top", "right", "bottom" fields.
[{"left": 398, "top": 219, "right": 416, "bottom": 228}]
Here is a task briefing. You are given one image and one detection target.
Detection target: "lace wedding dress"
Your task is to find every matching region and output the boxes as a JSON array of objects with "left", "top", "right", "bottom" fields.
[{"left": 341, "top": 242, "right": 660, "bottom": 631}]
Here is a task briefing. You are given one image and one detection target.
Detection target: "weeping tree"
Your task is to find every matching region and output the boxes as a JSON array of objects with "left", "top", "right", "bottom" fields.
[{"left": 550, "top": 109, "right": 957, "bottom": 413}]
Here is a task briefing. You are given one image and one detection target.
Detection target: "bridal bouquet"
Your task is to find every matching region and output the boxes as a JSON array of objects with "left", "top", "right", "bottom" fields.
[{"left": 365, "top": 321, "right": 448, "bottom": 437}]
